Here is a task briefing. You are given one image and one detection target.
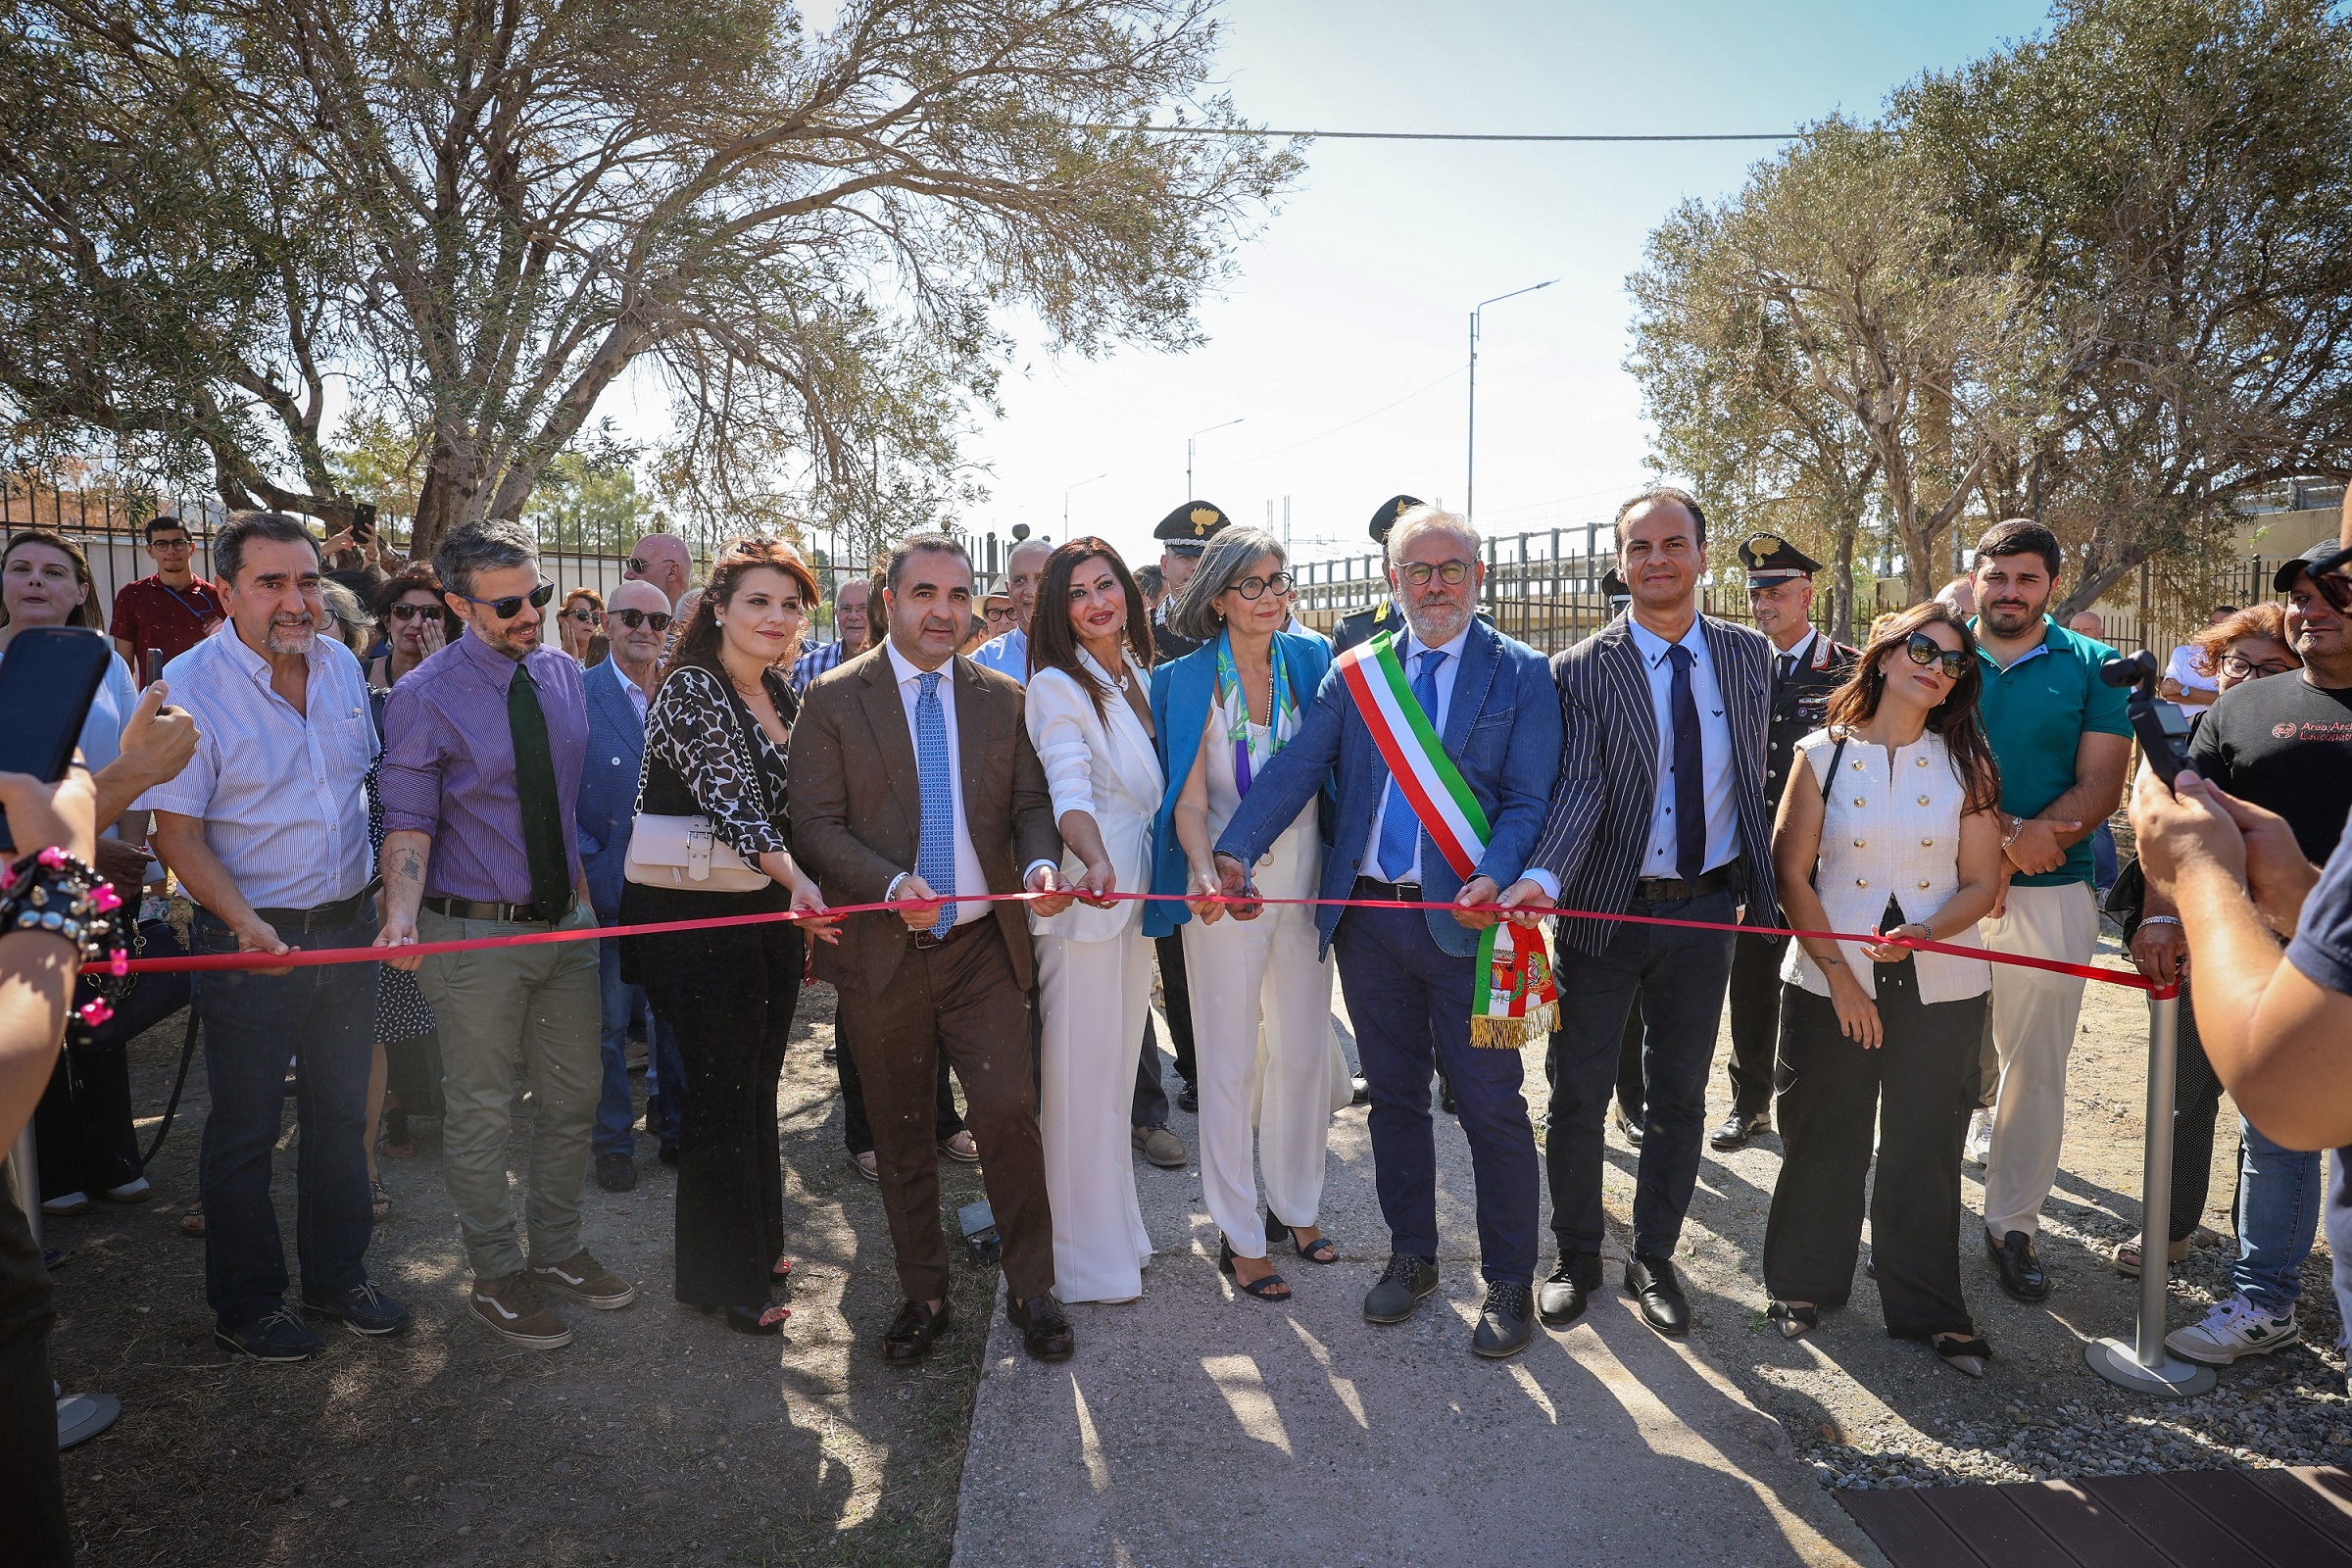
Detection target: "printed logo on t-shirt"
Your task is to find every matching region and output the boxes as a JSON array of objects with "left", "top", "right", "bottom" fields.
[
  {"left": 2277, "top": 722, "right": 2300, "bottom": 739},
  {"left": 2273, "top": 720, "right": 2352, "bottom": 743}
]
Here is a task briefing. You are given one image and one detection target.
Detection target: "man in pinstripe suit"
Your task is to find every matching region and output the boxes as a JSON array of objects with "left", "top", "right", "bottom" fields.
[{"left": 1497, "top": 486, "right": 1778, "bottom": 1337}]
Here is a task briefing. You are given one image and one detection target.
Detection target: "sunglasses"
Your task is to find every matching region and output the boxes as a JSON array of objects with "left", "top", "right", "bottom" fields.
[
  {"left": 561, "top": 607, "right": 602, "bottom": 624},
  {"left": 626, "top": 556, "right": 678, "bottom": 577},
  {"left": 455, "top": 578, "right": 556, "bottom": 619},
  {"left": 2309, "top": 546, "right": 2352, "bottom": 614},
  {"left": 1904, "top": 630, "right": 1970, "bottom": 681},
  {"left": 1226, "top": 571, "right": 1296, "bottom": 601},
  {"left": 612, "top": 608, "right": 672, "bottom": 632},
  {"left": 386, "top": 602, "right": 440, "bottom": 621}
]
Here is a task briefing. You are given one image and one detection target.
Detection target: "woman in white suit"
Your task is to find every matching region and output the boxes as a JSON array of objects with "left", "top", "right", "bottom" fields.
[{"left": 1025, "top": 538, "right": 1167, "bottom": 1303}]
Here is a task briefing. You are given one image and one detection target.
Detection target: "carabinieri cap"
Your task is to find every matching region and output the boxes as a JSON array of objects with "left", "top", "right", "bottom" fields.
[
  {"left": 1739, "top": 531, "right": 1824, "bottom": 587},
  {"left": 1368, "top": 494, "right": 1426, "bottom": 544},
  {"left": 1600, "top": 567, "right": 1632, "bottom": 611},
  {"left": 1154, "top": 500, "right": 1230, "bottom": 556}
]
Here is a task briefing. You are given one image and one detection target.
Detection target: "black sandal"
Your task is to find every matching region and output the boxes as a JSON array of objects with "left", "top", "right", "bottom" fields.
[
  {"left": 702, "top": 1301, "right": 791, "bottom": 1335},
  {"left": 771, "top": 1255, "right": 794, "bottom": 1288},
  {"left": 1264, "top": 1209, "right": 1338, "bottom": 1264},
  {"left": 1217, "top": 1237, "right": 1290, "bottom": 1300},
  {"left": 1767, "top": 1300, "right": 1819, "bottom": 1340}
]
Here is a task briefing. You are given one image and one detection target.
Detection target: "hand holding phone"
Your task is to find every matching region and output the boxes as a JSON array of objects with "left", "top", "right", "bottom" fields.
[{"left": 0, "top": 627, "right": 113, "bottom": 852}]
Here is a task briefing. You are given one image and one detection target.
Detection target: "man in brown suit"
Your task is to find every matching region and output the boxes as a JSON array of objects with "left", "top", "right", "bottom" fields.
[{"left": 787, "top": 533, "right": 1078, "bottom": 1363}]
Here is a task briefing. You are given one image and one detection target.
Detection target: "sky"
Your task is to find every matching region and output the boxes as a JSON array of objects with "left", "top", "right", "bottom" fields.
[{"left": 601, "top": 1, "right": 2061, "bottom": 573}]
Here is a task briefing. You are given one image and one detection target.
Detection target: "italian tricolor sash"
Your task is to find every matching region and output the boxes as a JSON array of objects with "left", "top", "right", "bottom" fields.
[{"left": 1336, "top": 631, "right": 1557, "bottom": 1048}]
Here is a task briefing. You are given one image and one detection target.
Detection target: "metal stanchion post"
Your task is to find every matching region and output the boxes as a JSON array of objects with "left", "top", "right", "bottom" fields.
[{"left": 2085, "top": 989, "right": 2217, "bottom": 1396}]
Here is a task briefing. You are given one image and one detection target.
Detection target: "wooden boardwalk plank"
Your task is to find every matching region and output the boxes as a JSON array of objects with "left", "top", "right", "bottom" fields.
[
  {"left": 1917, "top": 1487, "right": 2068, "bottom": 1563},
  {"left": 2255, "top": 1468, "right": 2352, "bottom": 1549},
  {"left": 1837, "top": 1490, "right": 1994, "bottom": 1568},
  {"left": 2083, "top": 1473, "right": 2292, "bottom": 1567},
  {"left": 1999, "top": 1481, "right": 2156, "bottom": 1568},
  {"left": 2163, "top": 1469, "right": 2350, "bottom": 1566}
]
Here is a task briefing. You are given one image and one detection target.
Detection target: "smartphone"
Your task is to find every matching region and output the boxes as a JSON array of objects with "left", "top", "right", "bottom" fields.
[
  {"left": 0, "top": 626, "right": 113, "bottom": 851},
  {"left": 144, "top": 646, "right": 166, "bottom": 686},
  {"left": 350, "top": 503, "right": 376, "bottom": 546}
]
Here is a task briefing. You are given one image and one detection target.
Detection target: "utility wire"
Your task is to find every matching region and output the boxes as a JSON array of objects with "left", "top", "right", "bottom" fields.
[{"left": 1077, "top": 125, "right": 1799, "bottom": 143}]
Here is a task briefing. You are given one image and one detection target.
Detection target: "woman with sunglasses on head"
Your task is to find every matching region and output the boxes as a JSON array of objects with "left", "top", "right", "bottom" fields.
[
  {"left": 619, "top": 538, "right": 838, "bottom": 1337},
  {"left": 2113, "top": 602, "right": 2299, "bottom": 1279},
  {"left": 557, "top": 587, "right": 607, "bottom": 668},
  {"left": 1024, "top": 539, "right": 1163, "bottom": 1303},
  {"left": 1763, "top": 602, "right": 2006, "bottom": 1378},
  {"left": 1150, "top": 528, "right": 1338, "bottom": 1302}
]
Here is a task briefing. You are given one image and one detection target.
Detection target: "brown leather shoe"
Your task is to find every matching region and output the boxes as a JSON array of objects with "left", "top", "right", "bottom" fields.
[
  {"left": 1008, "top": 1294, "right": 1075, "bottom": 1361},
  {"left": 881, "top": 1298, "right": 952, "bottom": 1363}
]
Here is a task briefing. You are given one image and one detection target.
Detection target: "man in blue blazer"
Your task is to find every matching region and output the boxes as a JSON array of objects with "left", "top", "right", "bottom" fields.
[
  {"left": 1500, "top": 487, "right": 1778, "bottom": 1339},
  {"left": 1215, "top": 507, "right": 1561, "bottom": 1357},
  {"left": 574, "top": 579, "right": 682, "bottom": 1192}
]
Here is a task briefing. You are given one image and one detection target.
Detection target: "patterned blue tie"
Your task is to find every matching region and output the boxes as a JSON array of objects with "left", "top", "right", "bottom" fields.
[
  {"left": 913, "top": 670, "right": 956, "bottom": 937},
  {"left": 1375, "top": 648, "right": 1447, "bottom": 881}
]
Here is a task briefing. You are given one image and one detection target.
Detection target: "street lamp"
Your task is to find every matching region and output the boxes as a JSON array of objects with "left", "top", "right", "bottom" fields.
[
  {"left": 1466, "top": 279, "right": 1556, "bottom": 525},
  {"left": 1187, "top": 417, "right": 1244, "bottom": 498},
  {"left": 1064, "top": 471, "right": 1108, "bottom": 535}
]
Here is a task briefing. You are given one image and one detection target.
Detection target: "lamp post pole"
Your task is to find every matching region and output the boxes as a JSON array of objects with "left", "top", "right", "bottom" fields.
[
  {"left": 1187, "top": 417, "right": 1245, "bottom": 498},
  {"left": 1063, "top": 472, "right": 1108, "bottom": 536},
  {"left": 1466, "top": 279, "right": 1556, "bottom": 526}
]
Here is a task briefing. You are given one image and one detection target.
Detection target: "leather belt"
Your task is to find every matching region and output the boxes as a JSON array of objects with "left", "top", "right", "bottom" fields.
[
  {"left": 240, "top": 888, "right": 374, "bottom": 935},
  {"left": 1632, "top": 861, "right": 1739, "bottom": 904},
  {"left": 423, "top": 894, "right": 576, "bottom": 925},
  {"left": 911, "top": 916, "right": 985, "bottom": 952},
  {"left": 1349, "top": 876, "right": 1424, "bottom": 904}
]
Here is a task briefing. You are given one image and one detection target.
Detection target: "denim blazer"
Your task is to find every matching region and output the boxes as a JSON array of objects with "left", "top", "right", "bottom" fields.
[
  {"left": 1145, "top": 629, "right": 1335, "bottom": 939},
  {"left": 576, "top": 659, "right": 649, "bottom": 920}
]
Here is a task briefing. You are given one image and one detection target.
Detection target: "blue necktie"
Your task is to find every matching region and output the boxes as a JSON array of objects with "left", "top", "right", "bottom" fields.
[
  {"left": 1375, "top": 648, "right": 1447, "bottom": 881},
  {"left": 913, "top": 670, "right": 956, "bottom": 937},
  {"left": 1665, "top": 643, "right": 1705, "bottom": 881}
]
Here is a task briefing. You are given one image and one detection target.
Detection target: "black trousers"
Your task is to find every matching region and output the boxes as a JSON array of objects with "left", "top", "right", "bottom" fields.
[
  {"left": 1764, "top": 969, "right": 1986, "bottom": 1340},
  {"left": 636, "top": 905, "right": 805, "bottom": 1309},
  {"left": 2166, "top": 975, "right": 2226, "bottom": 1245},
  {"left": 36, "top": 920, "right": 191, "bottom": 1198},
  {"left": 1, "top": 1160, "right": 70, "bottom": 1566},
  {"left": 1725, "top": 920, "right": 1788, "bottom": 1119},
  {"left": 1152, "top": 931, "right": 1197, "bottom": 1086},
  {"left": 1615, "top": 1002, "right": 1644, "bottom": 1122},
  {"left": 837, "top": 1020, "right": 963, "bottom": 1155}
]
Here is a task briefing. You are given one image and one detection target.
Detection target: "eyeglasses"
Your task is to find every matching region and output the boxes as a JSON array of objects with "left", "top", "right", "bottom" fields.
[
  {"left": 455, "top": 578, "right": 556, "bottom": 619},
  {"left": 612, "top": 608, "right": 672, "bottom": 632},
  {"left": 1396, "top": 561, "right": 1472, "bottom": 587},
  {"left": 149, "top": 538, "right": 191, "bottom": 550},
  {"left": 561, "top": 608, "right": 602, "bottom": 625},
  {"left": 2310, "top": 546, "right": 2352, "bottom": 614},
  {"left": 386, "top": 602, "right": 438, "bottom": 621},
  {"left": 983, "top": 606, "right": 1017, "bottom": 624},
  {"left": 2219, "top": 652, "right": 2297, "bottom": 680},
  {"left": 1904, "top": 630, "right": 1970, "bottom": 681},
  {"left": 1225, "top": 571, "right": 1296, "bottom": 601}
]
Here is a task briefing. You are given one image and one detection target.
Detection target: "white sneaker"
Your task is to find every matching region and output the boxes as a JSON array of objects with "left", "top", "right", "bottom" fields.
[
  {"left": 2164, "top": 1293, "right": 2300, "bottom": 1364},
  {"left": 40, "top": 1191, "right": 91, "bottom": 1216},
  {"left": 1964, "top": 1109, "right": 1993, "bottom": 1167}
]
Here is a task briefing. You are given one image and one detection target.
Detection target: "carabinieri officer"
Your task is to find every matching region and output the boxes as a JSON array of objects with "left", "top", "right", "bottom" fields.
[
  {"left": 1151, "top": 501, "right": 1231, "bottom": 662},
  {"left": 1711, "top": 531, "right": 1857, "bottom": 1152},
  {"left": 1330, "top": 495, "right": 1425, "bottom": 654}
]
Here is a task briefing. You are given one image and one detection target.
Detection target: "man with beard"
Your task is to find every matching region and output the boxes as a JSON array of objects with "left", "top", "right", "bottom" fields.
[
  {"left": 377, "top": 519, "right": 630, "bottom": 1349},
  {"left": 142, "top": 511, "right": 413, "bottom": 1360},
  {"left": 1964, "top": 519, "right": 2131, "bottom": 1300}
]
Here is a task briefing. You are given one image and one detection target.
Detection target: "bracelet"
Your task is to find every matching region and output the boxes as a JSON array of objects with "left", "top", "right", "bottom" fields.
[
  {"left": 1, "top": 848, "right": 128, "bottom": 1029},
  {"left": 2001, "top": 817, "right": 2025, "bottom": 849},
  {"left": 2136, "top": 915, "right": 2183, "bottom": 931}
]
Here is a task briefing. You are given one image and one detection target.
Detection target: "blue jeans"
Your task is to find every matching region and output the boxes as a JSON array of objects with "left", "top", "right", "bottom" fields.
[
  {"left": 192, "top": 906, "right": 379, "bottom": 1330},
  {"left": 1544, "top": 890, "right": 1740, "bottom": 1260},
  {"left": 595, "top": 937, "right": 682, "bottom": 1156},
  {"left": 1333, "top": 903, "right": 1539, "bottom": 1286},
  {"left": 2234, "top": 1114, "right": 2322, "bottom": 1317}
]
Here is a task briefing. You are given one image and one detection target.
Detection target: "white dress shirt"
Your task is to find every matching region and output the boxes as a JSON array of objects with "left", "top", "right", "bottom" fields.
[
  {"left": 135, "top": 626, "right": 376, "bottom": 909},
  {"left": 971, "top": 625, "right": 1028, "bottom": 680},
  {"left": 1775, "top": 626, "right": 1820, "bottom": 679},
  {"left": 883, "top": 642, "right": 1054, "bottom": 925},
  {"left": 1626, "top": 614, "right": 1740, "bottom": 879},
  {"left": 2162, "top": 642, "right": 2218, "bottom": 695},
  {"left": 1361, "top": 621, "right": 1472, "bottom": 885}
]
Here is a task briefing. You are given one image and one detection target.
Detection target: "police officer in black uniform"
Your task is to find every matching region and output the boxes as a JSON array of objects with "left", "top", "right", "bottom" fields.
[
  {"left": 1150, "top": 499, "right": 1230, "bottom": 663},
  {"left": 1329, "top": 494, "right": 1425, "bottom": 654},
  {"left": 1710, "top": 532, "right": 1858, "bottom": 1152}
]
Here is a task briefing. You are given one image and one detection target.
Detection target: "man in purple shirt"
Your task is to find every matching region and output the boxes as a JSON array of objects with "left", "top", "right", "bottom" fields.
[{"left": 375, "top": 518, "right": 634, "bottom": 1351}]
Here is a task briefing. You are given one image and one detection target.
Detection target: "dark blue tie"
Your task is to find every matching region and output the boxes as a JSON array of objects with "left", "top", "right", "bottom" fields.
[
  {"left": 1665, "top": 642, "right": 1705, "bottom": 881},
  {"left": 1375, "top": 648, "right": 1447, "bottom": 880}
]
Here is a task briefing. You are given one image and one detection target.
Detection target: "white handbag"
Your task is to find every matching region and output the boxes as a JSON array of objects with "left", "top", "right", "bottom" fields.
[{"left": 622, "top": 812, "right": 770, "bottom": 892}]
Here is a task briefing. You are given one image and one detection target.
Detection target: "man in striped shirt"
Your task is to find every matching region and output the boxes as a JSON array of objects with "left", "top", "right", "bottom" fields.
[
  {"left": 791, "top": 574, "right": 872, "bottom": 691},
  {"left": 142, "top": 511, "right": 412, "bottom": 1361}
]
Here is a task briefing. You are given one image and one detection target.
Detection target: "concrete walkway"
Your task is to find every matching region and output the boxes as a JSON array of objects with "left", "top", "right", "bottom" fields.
[{"left": 951, "top": 1011, "right": 1885, "bottom": 1567}]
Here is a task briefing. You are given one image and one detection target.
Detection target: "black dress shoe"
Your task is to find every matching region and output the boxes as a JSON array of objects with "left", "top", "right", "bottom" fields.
[
  {"left": 881, "top": 1298, "right": 951, "bottom": 1363},
  {"left": 594, "top": 1152, "right": 637, "bottom": 1193},
  {"left": 1707, "top": 1109, "right": 1771, "bottom": 1152},
  {"left": 1363, "top": 1253, "right": 1439, "bottom": 1323},
  {"left": 1473, "top": 1280, "right": 1535, "bottom": 1358},
  {"left": 1626, "top": 1253, "right": 1690, "bottom": 1337},
  {"left": 1008, "top": 1294, "right": 1075, "bottom": 1361},
  {"left": 1612, "top": 1102, "right": 1644, "bottom": 1149},
  {"left": 1177, "top": 1081, "right": 1199, "bottom": 1115},
  {"left": 1438, "top": 1074, "right": 1457, "bottom": 1117},
  {"left": 1985, "top": 1229, "right": 2050, "bottom": 1301},
  {"left": 1537, "top": 1250, "right": 1603, "bottom": 1327}
]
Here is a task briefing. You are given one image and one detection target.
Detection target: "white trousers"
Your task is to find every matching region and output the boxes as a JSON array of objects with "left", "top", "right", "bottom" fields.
[
  {"left": 1979, "top": 880, "right": 2099, "bottom": 1238},
  {"left": 1037, "top": 928, "right": 1153, "bottom": 1302},
  {"left": 1183, "top": 914, "right": 1335, "bottom": 1261}
]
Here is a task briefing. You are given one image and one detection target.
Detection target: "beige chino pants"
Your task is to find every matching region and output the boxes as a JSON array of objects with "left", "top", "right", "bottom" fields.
[{"left": 1977, "top": 879, "right": 2100, "bottom": 1240}]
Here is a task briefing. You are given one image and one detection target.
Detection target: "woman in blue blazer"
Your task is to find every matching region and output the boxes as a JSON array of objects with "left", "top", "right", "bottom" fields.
[{"left": 1148, "top": 528, "right": 1337, "bottom": 1302}]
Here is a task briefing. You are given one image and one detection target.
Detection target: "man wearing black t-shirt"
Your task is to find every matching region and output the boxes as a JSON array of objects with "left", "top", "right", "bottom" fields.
[{"left": 2146, "top": 543, "right": 2351, "bottom": 1365}]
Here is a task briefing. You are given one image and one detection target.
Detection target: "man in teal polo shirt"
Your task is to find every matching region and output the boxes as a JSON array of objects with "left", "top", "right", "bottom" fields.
[{"left": 1967, "top": 518, "right": 2132, "bottom": 1301}]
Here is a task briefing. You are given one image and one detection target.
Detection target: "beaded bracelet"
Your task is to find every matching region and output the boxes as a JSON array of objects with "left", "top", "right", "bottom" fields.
[{"left": 0, "top": 847, "right": 129, "bottom": 1030}]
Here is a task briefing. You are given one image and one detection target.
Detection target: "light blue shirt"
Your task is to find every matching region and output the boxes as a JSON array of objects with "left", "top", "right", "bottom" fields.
[
  {"left": 971, "top": 625, "right": 1028, "bottom": 681},
  {"left": 1626, "top": 615, "right": 1739, "bottom": 879},
  {"left": 1361, "top": 621, "right": 1471, "bottom": 886}
]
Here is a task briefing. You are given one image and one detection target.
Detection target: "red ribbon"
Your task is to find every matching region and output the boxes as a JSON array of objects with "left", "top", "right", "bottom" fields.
[{"left": 92, "top": 888, "right": 2174, "bottom": 997}]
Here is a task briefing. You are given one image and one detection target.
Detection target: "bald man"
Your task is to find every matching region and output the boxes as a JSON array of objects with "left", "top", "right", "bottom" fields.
[
  {"left": 973, "top": 538, "right": 1051, "bottom": 678},
  {"left": 579, "top": 577, "right": 688, "bottom": 1187},
  {"left": 624, "top": 534, "right": 692, "bottom": 609}
]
